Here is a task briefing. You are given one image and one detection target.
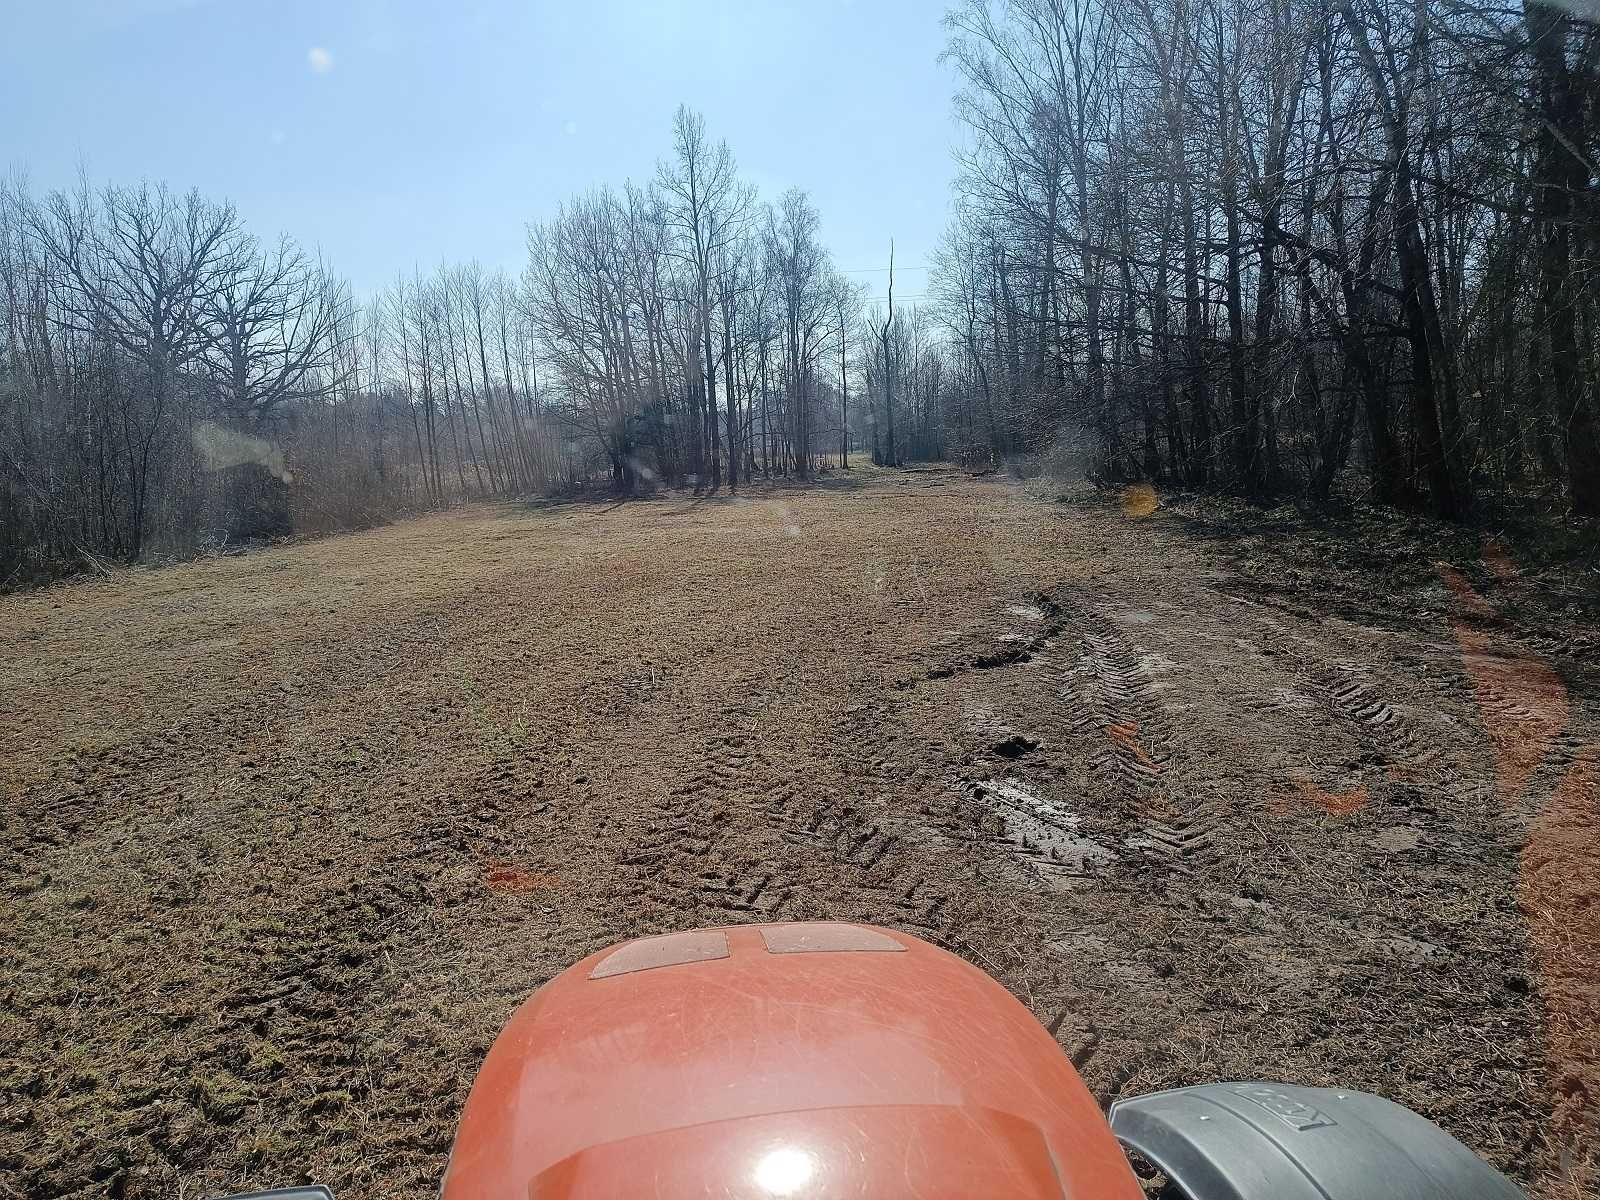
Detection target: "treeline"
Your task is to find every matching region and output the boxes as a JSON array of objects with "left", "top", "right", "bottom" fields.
[
  {"left": 0, "top": 107, "right": 881, "bottom": 587},
  {"left": 523, "top": 108, "right": 863, "bottom": 491},
  {"left": 864, "top": 297, "right": 958, "bottom": 466},
  {"left": 0, "top": 175, "right": 553, "bottom": 586},
  {"left": 934, "top": 0, "right": 1600, "bottom": 517}
]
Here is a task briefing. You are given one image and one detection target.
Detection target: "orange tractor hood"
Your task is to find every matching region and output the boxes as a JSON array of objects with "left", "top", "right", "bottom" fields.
[{"left": 441, "top": 922, "right": 1142, "bottom": 1199}]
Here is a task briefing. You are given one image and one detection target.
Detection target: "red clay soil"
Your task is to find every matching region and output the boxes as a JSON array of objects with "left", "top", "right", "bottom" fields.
[
  {"left": 1437, "top": 557, "right": 1599, "bottom": 1196},
  {"left": 1438, "top": 563, "right": 1571, "bottom": 804},
  {"left": 1522, "top": 748, "right": 1600, "bottom": 1198},
  {"left": 1286, "top": 778, "right": 1370, "bottom": 817},
  {"left": 1, "top": 467, "right": 1595, "bottom": 1198}
]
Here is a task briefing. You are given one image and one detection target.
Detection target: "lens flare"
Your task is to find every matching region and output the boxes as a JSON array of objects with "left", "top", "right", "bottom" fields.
[{"left": 753, "top": 1146, "right": 816, "bottom": 1196}]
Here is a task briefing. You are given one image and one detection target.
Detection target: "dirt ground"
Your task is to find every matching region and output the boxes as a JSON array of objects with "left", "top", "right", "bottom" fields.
[{"left": 2, "top": 466, "right": 1596, "bottom": 1199}]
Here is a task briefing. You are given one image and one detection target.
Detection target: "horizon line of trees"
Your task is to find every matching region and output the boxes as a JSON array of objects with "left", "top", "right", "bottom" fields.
[
  {"left": 0, "top": 107, "right": 937, "bottom": 588},
  {"left": 932, "top": 0, "right": 1600, "bottom": 519},
  {"left": 9, "top": 0, "right": 1599, "bottom": 591},
  {"left": 521, "top": 108, "right": 863, "bottom": 494}
]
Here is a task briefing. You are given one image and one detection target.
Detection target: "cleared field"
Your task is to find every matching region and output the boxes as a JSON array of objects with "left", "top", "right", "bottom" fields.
[{"left": 1, "top": 467, "right": 1594, "bottom": 1198}]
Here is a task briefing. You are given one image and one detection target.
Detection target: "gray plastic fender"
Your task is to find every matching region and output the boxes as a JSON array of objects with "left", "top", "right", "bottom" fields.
[{"left": 1108, "top": 1081, "right": 1526, "bottom": 1200}]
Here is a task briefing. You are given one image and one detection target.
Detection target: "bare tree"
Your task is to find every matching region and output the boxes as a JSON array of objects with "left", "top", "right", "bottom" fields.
[
  {"left": 203, "top": 235, "right": 347, "bottom": 427},
  {"left": 656, "top": 105, "right": 752, "bottom": 491},
  {"left": 833, "top": 274, "right": 864, "bottom": 467},
  {"left": 879, "top": 241, "right": 898, "bottom": 467},
  {"left": 26, "top": 181, "right": 240, "bottom": 555},
  {"left": 764, "top": 189, "right": 833, "bottom": 478},
  {"left": 936, "top": 0, "right": 1600, "bottom": 520}
]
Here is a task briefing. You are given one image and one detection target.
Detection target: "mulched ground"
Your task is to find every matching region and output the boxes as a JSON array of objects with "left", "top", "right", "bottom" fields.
[{"left": 1, "top": 466, "right": 1593, "bottom": 1198}]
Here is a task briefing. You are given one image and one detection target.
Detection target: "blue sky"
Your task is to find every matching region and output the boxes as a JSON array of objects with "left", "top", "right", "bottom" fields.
[{"left": 4, "top": 0, "right": 958, "bottom": 301}]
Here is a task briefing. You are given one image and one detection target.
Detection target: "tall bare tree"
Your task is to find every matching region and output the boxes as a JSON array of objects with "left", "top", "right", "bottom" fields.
[{"left": 656, "top": 106, "right": 752, "bottom": 492}]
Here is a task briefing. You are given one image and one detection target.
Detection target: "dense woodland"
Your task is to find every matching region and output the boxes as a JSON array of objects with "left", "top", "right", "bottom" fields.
[
  {"left": 937, "top": 0, "right": 1600, "bottom": 517},
  {"left": 4, "top": 0, "right": 1597, "bottom": 586}
]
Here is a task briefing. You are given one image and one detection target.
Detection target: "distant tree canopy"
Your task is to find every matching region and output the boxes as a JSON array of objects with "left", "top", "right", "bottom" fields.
[
  {"left": 0, "top": 108, "right": 880, "bottom": 586},
  {"left": 6, "top": 1, "right": 1598, "bottom": 587},
  {"left": 932, "top": 0, "right": 1600, "bottom": 517},
  {"left": 522, "top": 107, "right": 863, "bottom": 494}
]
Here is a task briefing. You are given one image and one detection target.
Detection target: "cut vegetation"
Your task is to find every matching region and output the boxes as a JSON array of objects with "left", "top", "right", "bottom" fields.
[{"left": 2, "top": 468, "right": 1594, "bottom": 1198}]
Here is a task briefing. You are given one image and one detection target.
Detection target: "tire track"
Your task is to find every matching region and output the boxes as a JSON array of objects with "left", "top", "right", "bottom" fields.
[
  {"left": 937, "top": 589, "right": 1223, "bottom": 879},
  {"left": 956, "top": 776, "right": 1115, "bottom": 891},
  {"left": 1045, "top": 597, "right": 1176, "bottom": 801},
  {"left": 5, "top": 472, "right": 1579, "bottom": 1199},
  {"left": 1315, "top": 665, "right": 1444, "bottom": 782},
  {"left": 1051, "top": 599, "right": 1226, "bottom": 874},
  {"left": 1223, "top": 590, "right": 1448, "bottom": 790},
  {"left": 596, "top": 691, "right": 962, "bottom": 950},
  {"left": 919, "top": 592, "right": 1069, "bottom": 682}
]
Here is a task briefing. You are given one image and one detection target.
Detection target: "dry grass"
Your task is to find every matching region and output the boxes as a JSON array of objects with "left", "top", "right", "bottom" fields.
[{"left": 1, "top": 466, "right": 1591, "bottom": 1197}]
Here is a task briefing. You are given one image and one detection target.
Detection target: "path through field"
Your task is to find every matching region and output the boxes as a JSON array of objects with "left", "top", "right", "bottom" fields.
[{"left": 2, "top": 467, "right": 1595, "bottom": 1198}]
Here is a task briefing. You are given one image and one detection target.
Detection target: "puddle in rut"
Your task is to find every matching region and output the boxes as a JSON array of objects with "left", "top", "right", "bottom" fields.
[{"left": 966, "top": 777, "right": 1117, "bottom": 886}]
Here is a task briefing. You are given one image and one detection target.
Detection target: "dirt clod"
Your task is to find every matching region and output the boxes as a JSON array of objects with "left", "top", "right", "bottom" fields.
[{"left": 992, "top": 734, "right": 1041, "bottom": 758}]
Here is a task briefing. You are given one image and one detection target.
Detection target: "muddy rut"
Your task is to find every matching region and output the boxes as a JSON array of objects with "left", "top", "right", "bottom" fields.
[{"left": 1, "top": 468, "right": 1594, "bottom": 1198}]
